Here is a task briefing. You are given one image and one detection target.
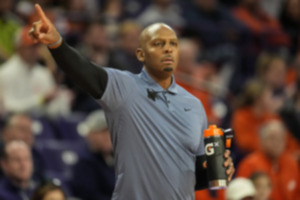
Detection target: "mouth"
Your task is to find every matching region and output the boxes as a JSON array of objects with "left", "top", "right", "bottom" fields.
[{"left": 161, "top": 57, "right": 174, "bottom": 64}]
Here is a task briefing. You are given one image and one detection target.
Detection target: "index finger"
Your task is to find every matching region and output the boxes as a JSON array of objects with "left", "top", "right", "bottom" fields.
[
  {"left": 224, "top": 149, "right": 230, "bottom": 158},
  {"left": 35, "top": 4, "right": 48, "bottom": 23}
]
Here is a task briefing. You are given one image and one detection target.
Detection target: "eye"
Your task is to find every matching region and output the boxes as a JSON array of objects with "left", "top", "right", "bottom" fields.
[
  {"left": 153, "top": 41, "right": 163, "bottom": 46},
  {"left": 170, "top": 41, "right": 178, "bottom": 46}
]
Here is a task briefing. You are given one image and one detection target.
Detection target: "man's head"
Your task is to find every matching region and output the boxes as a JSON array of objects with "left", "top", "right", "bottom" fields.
[
  {"left": 15, "top": 26, "right": 40, "bottom": 66},
  {"left": 259, "top": 120, "right": 286, "bottom": 160},
  {"left": 118, "top": 21, "right": 142, "bottom": 55},
  {"left": 136, "top": 23, "right": 179, "bottom": 81},
  {"left": 2, "top": 114, "right": 34, "bottom": 147},
  {"left": 0, "top": 141, "right": 33, "bottom": 187}
]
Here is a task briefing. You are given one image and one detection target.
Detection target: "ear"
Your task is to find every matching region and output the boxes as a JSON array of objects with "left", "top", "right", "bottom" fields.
[{"left": 136, "top": 48, "right": 145, "bottom": 63}]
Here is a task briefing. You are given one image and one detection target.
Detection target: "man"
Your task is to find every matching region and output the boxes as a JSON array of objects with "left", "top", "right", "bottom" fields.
[
  {"left": 71, "top": 110, "right": 115, "bottom": 200},
  {"left": 0, "top": 140, "right": 37, "bottom": 200},
  {"left": 30, "top": 4, "right": 234, "bottom": 199},
  {"left": 0, "top": 26, "right": 56, "bottom": 113},
  {"left": 236, "top": 120, "right": 300, "bottom": 200},
  {"left": 1, "top": 113, "right": 45, "bottom": 182}
]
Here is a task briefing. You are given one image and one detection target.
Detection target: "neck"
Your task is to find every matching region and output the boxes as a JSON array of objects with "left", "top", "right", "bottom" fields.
[
  {"left": 157, "top": 78, "right": 172, "bottom": 90},
  {"left": 152, "top": 75, "right": 172, "bottom": 90},
  {"left": 266, "top": 153, "right": 280, "bottom": 166},
  {"left": 145, "top": 68, "right": 173, "bottom": 90}
]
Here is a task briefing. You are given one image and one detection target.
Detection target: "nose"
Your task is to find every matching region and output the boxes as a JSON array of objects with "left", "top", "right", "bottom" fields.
[{"left": 164, "top": 43, "right": 173, "bottom": 54}]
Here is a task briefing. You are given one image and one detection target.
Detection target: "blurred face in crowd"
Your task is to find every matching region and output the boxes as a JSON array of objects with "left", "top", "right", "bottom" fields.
[
  {"left": 43, "top": 189, "right": 66, "bottom": 200},
  {"left": 3, "top": 115, "right": 34, "bottom": 147},
  {"left": 252, "top": 175, "right": 272, "bottom": 200},
  {"left": 17, "top": 44, "right": 40, "bottom": 66},
  {"left": 254, "top": 85, "right": 273, "bottom": 111},
  {"left": 119, "top": 23, "right": 141, "bottom": 55},
  {"left": 68, "top": 0, "right": 86, "bottom": 11},
  {"left": 85, "top": 23, "right": 109, "bottom": 52},
  {"left": 1, "top": 141, "right": 33, "bottom": 187},
  {"left": 260, "top": 121, "right": 286, "bottom": 160},
  {"left": 178, "top": 39, "right": 199, "bottom": 74},
  {"left": 136, "top": 23, "right": 179, "bottom": 81},
  {"left": 265, "top": 58, "right": 286, "bottom": 90},
  {"left": 87, "top": 128, "right": 113, "bottom": 155}
]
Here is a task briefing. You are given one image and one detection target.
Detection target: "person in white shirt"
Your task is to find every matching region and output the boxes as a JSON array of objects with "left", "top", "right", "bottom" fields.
[{"left": 0, "top": 26, "right": 56, "bottom": 114}]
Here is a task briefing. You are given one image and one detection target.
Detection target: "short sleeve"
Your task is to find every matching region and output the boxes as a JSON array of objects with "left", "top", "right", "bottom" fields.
[{"left": 98, "top": 68, "right": 134, "bottom": 112}]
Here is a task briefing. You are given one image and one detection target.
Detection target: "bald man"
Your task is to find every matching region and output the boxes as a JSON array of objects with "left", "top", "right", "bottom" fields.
[{"left": 30, "top": 4, "right": 234, "bottom": 200}]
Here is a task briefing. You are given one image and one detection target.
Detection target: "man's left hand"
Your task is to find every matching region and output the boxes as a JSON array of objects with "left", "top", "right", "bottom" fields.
[{"left": 224, "top": 150, "right": 235, "bottom": 182}]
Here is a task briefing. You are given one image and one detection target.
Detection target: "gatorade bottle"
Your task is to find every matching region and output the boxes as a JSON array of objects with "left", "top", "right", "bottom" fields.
[{"left": 204, "top": 125, "right": 234, "bottom": 190}]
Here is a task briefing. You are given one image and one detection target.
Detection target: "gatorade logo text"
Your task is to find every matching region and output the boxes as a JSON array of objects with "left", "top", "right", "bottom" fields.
[{"left": 205, "top": 143, "right": 214, "bottom": 156}]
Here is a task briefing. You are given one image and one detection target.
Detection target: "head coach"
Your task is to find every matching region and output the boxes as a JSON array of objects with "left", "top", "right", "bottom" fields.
[{"left": 30, "top": 4, "right": 235, "bottom": 200}]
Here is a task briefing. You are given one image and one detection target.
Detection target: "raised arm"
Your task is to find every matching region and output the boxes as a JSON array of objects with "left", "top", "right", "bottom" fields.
[{"left": 30, "top": 4, "right": 107, "bottom": 99}]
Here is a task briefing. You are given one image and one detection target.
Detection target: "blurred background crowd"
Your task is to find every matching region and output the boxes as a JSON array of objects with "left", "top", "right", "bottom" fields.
[{"left": 0, "top": 0, "right": 300, "bottom": 199}]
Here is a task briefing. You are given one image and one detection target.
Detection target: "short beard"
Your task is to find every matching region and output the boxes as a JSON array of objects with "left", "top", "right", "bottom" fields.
[{"left": 163, "top": 67, "right": 173, "bottom": 72}]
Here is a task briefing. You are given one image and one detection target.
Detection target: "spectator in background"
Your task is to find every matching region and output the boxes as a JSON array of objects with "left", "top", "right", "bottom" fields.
[
  {"left": 250, "top": 172, "right": 272, "bottom": 200},
  {"left": 236, "top": 120, "right": 300, "bottom": 200},
  {"left": 0, "top": 140, "right": 37, "bottom": 200},
  {"left": 233, "top": 0, "right": 290, "bottom": 50},
  {"left": 0, "top": 0, "right": 21, "bottom": 63},
  {"left": 0, "top": 26, "right": 56, "bottom": 114},
  {"left": 108, "top": 20, "right": 143, "bottom": 73},
  {"left": 78, "top": 21, "right": 111, "bottom": 67},
  {"left": 136, "top": 0, "right": 185, "bottom": 30},
  {"left": 279, "top": 0, "right": 300, "bottom": 55},
  {"left": 226, "top": 178, "right": 256, "bottom": 200},
  {"left": 231, "top": 79, "right": 279, "bottom": 154},
  {"left": 1, "top": 113, "right": 45, "bottom": 182},
  {"left": 255, "top": 53, "right": 287, "bottom": 110},
  {"left": 31, "top": 181, "right": 66, "bottom": 200},
  {"left": 71, "top": 110, "right": 115, "bottom": 200}
]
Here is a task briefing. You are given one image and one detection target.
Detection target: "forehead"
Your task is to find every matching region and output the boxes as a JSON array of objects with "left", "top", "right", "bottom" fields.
[
  {"left": 146, "top": 26, "right": 178, "bottom": 41},
  {"left": 6, "top": 143, "right": 30, "bottom": 156}
]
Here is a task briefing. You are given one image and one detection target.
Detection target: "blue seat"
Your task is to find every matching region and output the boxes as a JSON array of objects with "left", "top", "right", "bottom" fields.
[
  {"left": 31, "top": 116, "right": 58, "bottom": 141},
  {"left": 52, "top": 113, "right": 86, "bottom": 141},
  {"left": 34, "top": 139, "right": 85, "bottom": 181}
]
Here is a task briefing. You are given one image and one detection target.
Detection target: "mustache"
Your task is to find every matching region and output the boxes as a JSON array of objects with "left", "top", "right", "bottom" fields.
[{"left": 161, "top": 55, "right": 174, "bottom": 60}]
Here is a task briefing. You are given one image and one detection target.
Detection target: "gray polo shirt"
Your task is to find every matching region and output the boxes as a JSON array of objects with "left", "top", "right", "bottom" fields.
[{"left": 99, "top": 68, "right": 207, "bottom": 200}]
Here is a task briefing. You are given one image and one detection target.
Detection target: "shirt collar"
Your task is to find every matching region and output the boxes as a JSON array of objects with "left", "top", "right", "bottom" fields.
[{"left": 139, "top": 68, "right": 178, "bottom": 94}]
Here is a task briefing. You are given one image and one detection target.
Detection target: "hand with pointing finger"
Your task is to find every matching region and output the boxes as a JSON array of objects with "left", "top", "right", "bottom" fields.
[{"left": 29, "top": 4, "right": 62, "bottom": 49}]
